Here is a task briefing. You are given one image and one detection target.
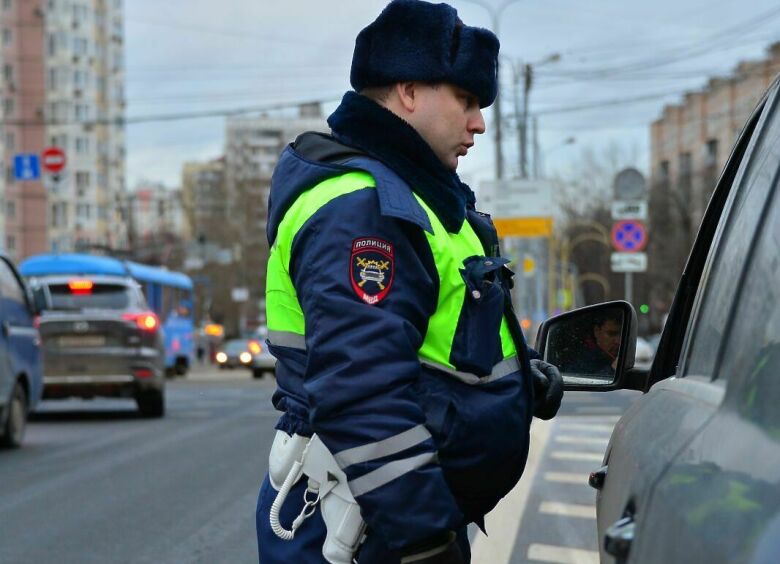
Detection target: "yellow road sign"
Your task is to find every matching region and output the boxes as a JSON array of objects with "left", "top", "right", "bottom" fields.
[{"left": 493, "top": 217, "right": 553, "bottom": 237}]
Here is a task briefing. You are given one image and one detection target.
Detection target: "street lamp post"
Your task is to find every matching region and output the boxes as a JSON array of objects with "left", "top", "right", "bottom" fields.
[{"left": 458, "top": 0, "right": 525, "bottom": 180}]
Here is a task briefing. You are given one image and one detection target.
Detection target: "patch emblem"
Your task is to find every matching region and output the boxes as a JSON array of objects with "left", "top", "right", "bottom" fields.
[{"left": 350, "top": 237, "right": 395, "bottom": 305}]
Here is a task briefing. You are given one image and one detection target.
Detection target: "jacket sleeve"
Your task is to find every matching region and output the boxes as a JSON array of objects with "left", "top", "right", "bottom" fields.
[{"left": 288, "top": 188, "right": 463, "bottom": 550}]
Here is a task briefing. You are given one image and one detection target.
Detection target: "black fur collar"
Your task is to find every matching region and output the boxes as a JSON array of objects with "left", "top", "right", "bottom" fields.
[{"left": 327, "top": 92, "right": 475, "bottom": 233}]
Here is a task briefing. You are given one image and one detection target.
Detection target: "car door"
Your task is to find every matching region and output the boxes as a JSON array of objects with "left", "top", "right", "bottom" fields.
[
  {"left": 596, "top": 79, "right": 780, "bottom": 563},
  {"left": 629, "top": 100, "right": 780, "bottom": 564},
  {"left": 0, "top": 257, "right": 42, "bottom": 407}
]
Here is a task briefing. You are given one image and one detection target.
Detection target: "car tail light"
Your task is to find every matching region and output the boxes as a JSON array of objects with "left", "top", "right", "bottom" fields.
[
  {"left": 248, "top": 340, "right": 262, "bottom": 354},
  {"left": 133, "top": 368, "right": 154, "bottom": 378},
  {"left": 123, "top": 312, "right": 160, "bottom": 332},
  {"left": 68, "top": 279, "right": 94, "bottom": 294},
  {"left": 33, "top": 315, "right": 41, "bottom": 329}
]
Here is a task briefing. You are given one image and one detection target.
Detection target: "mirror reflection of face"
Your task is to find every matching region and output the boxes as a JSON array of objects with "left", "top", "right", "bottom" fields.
[{"left": 594, "top": 319, "right": 622, "bottom": 358}]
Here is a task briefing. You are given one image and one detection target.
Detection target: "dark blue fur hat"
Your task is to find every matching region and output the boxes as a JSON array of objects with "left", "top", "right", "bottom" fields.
[{"left": 350, "top": 0, "right": 499, "bottom": 108}]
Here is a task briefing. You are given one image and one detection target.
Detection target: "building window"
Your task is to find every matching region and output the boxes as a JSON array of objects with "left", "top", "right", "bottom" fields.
[
  {"left": 3, "top": 0, "right": 12, "bottom": 11},
  {"left": 76, "top": 171, "right": 91, "bottom": 190},
  {"left": 6, "top": 235, "right": 15, "bottom": 252},
  {"left": 75, "top": 137, "right": 89, "bottom": 154},
  {"left": 5, "top": 131, "right": 14, "bottom": 150},
  {"left": 705, "top": 139, "right": 718, "bottom": 168},
  {"left": 73, "top": 37, "right": 88, "bottom": 56},
  {"left": 75, "top": 104, "right": 90, "bottom": 121},
  {"left": 6, "top": 201, "right": 15, "bottom": 219},
  {"left": 2, "top": 64, "right": 11, "bottom": 82},
  {"left": 3, "top": 97, "right": 13, "bottom": 117},
  {"left": 2, "top": 28, "right": 11, "bottom": 46}
]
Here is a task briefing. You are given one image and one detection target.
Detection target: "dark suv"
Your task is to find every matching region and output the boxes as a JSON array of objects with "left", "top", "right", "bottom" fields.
[
  {"left": 538, "top": 73, "right": 780, "bottom": 563},
  {"left": 28, "top": 273, "right": 166, "bottom": 417},
  {"left": 0, "top": 254, "right": 43, "bottom": 448}
]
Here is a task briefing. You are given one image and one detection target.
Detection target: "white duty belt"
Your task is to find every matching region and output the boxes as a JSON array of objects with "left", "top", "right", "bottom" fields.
[{"left": 268, "top": 431, "right": 366, "bottom": 564}]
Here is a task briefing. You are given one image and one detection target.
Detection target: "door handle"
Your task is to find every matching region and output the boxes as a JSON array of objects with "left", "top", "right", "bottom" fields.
[
  {"left": 604, "top": 515, "right": 635, "bottom": 561},
  {"left": 589, "top": 465, "right": 608, "bottom": 490}
]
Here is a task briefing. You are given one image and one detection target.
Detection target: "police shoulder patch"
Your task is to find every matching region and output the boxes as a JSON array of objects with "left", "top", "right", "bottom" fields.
[{"left": 350, "top": 237, "right": 395, "bottom": 305}]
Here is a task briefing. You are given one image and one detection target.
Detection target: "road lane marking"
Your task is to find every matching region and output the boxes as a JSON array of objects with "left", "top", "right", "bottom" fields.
[
  {"left": 558, "top": 423, "right": 614, "bottom": 432},
  {"left": 543, "top": 472, "right": 589, "bottom": 485},
  {"left": 471, "top": 418, "right": 554, "bottom": 564},
  {"left": 558, "top": 415, "right": 621, "bottom": 423},
  {"left": 551, "top": 451, "right": 603, "bottom": 462},
  {"left": 574, "top": 406, "right": 624, "bottom": 414},
  {"left": 539, "top": 502, "right": 597, "bottom": 519},
  {"left": 555, "top": 435, "right": 610, "bottom": 446},
  {"left": 527, "top": 543, "right": 600, "bottom": 563}
]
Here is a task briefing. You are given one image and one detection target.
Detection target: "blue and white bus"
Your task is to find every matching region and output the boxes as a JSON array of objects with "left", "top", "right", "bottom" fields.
[
  {"left": 20, "top": 253, "right": 195, "bottom": 378},
  {"left": 125, "top": 261, "right": 195, "bottom": 376}
]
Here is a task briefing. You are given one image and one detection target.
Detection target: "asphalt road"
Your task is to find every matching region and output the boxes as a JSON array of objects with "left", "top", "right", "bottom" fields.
[
  {"left": 0, "top": 365, "right": 276, "bottom": 564},
  {"left": 1, "top": 365, "right": 640, "bottom": 564}
]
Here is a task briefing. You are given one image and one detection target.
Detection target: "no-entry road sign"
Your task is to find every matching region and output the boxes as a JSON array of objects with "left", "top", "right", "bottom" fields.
[{"left": 41, "top": 146, "right": 67, "bottom": 174}]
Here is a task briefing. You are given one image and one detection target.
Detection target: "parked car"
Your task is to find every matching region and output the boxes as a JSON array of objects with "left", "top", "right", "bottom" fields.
[
  {"left": 0, "top": 254, "right": 43, "bottom": 448},
  {"left": 216, "top": 338, "right": 276, "bottom": 379},
  {"left": 21, "top": 255, "right": 166, "bottom": 418},
  {"left": 537, "top": 74, "right": 780, "bottom": 563}
]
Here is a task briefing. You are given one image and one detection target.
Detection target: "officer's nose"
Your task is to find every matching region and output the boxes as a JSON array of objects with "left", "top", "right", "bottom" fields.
[{"left": 469, "top": 109, "right": 486, "bottom": 135}]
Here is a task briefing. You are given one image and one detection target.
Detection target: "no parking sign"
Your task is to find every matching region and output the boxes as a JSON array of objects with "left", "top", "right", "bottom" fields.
[{"left": 611, "top": 220, "right": 647, "bottom": 252}]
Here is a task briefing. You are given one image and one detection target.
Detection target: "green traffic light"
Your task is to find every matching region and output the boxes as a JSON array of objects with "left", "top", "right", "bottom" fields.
[{"left": 639, "top": 304, "right": 650, "bottom": 314}]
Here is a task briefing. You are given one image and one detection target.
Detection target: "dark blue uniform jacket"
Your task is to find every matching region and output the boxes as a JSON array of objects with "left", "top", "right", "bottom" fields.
[{"left": 265, "top": 131, "right": 536, "bottom": 551}]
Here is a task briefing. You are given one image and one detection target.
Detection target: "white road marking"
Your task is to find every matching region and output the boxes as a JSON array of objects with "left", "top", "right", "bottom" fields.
[
  {"left": 574, "top": 406, "right": 624, "bottom": 414},
  {"left": 527, "top": 543, "right": 600, "bottom": 563},
  {"left": 543, "top": 472, "right": 589, "bottom": 485},
  {"left": 555, "top": 435, "right": 610, "bottom": 446},
  {"left": 558, "top": 423, "right": 614, "bottom": 432},
  {"left": 551, "top": 451, "right": 603, "bottom": 462},
  {"left": 558, "top": 415, "right": 621, "bottom": 423},
  {"left": 539, "top": 502, "right": 597, "bottom": 519},
  {"left": 470, "top": 418, "right": 554, "bottom": 564}
]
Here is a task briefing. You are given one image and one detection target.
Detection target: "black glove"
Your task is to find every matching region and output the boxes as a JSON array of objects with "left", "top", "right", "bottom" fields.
[
  {"left": 531, "top": 359, "right": 563, "bottom": 420},
  {"left": 400, "top": 531, "right": 465, "bottom": 564}
]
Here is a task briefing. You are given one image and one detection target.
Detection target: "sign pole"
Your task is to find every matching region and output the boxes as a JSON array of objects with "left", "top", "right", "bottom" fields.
[{"left": 625, "top": 272, "right": 633, "bottom": 305}]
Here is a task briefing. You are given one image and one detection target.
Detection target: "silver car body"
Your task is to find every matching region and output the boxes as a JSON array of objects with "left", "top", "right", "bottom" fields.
[{"left": 29, "top": 274, "right": 165, "bottom": 404}]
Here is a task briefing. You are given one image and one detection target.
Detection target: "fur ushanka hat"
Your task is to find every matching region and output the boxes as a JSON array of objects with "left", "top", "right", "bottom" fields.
[{"left": 350, "top": 0, "right": 500, "bottom": 108}]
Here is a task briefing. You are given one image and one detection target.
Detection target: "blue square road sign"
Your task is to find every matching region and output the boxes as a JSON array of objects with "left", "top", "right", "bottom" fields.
[{"left": 13, "top": 154, "right": 41, "bottom": 181}]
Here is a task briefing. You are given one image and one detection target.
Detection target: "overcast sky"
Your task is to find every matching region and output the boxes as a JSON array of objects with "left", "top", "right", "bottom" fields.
[{"left": 124, "top": 0, "right": 780, "bottom": 190}]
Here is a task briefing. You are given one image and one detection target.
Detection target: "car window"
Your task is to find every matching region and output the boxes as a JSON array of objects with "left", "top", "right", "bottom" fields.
[
  {"left": 0, "top": 258, "right": 26, "bottom": 305},
  {"left": 47, "top": 283, "right": 133, "bottom": 311},
  {"left": 718, "top": 183, "right": 779, "bottom": 423},
  {"left": 682, "top": 94, "right": 780, "bottom": 380},
  {"left": 224, "top": 340, "right": 249, "bottom": 353}
]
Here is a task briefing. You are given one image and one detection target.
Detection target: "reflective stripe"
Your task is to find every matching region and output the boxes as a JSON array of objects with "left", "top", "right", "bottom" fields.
[
  {"left": 267, "top": 330, "right": 306, "bottom": 350},
  {"left": 334, "top": 424, "right": 432, "bottom": 469},
  {"left": 420, "top": 356, "right": 520, "bottom": 385},
  {"left": 348, "top": 452, "right": 437, "bottom": 497}
]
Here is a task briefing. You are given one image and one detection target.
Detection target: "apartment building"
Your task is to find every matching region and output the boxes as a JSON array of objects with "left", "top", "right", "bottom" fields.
[
  {"left": 224, "top": 103, "right": 327, "bottom": 307},
  {"left": 0, "top": 0, "right": 125, "bottom": 259},
  {"left": 647, "top": 41, "right": 780, "bottom": 314},
  {"left": 181, "top": 157, "right": 227, "bottom": 247},
  {"left": 650, "top": 42, "right": 780, "bottom": 229}
]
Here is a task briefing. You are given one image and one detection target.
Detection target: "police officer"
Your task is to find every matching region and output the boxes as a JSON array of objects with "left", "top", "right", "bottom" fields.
[{"left": 256, "top": 1, "right": 563, "bottom": 562}]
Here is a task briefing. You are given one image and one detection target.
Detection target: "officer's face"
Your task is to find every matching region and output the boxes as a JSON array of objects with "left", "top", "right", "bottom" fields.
[{"left": 410, "top": 83, "right": 486, "bottom": 170}]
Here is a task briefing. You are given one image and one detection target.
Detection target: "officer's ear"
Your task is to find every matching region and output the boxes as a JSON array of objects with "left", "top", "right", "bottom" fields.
[{"left": 395, "top": 81, "right": 418, "bottom": 113}]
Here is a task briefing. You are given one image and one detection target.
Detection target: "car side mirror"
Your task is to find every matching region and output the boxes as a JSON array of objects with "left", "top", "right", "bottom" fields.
[
  {"left": 535, "top": 301, "right": 643, "bottom": 391},
  {"left": 28, "top": 284, "right": 49, "bottom": 316}
]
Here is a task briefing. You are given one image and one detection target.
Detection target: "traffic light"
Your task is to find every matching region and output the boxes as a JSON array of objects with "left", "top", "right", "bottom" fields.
[{"left": 639, "top": 304, "right": 649, "bottom": 314}]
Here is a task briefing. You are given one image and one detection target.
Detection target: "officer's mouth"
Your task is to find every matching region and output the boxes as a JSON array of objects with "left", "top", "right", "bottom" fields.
[{"left": 458, "top": 143, "right": 473, "bottom": 157}]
